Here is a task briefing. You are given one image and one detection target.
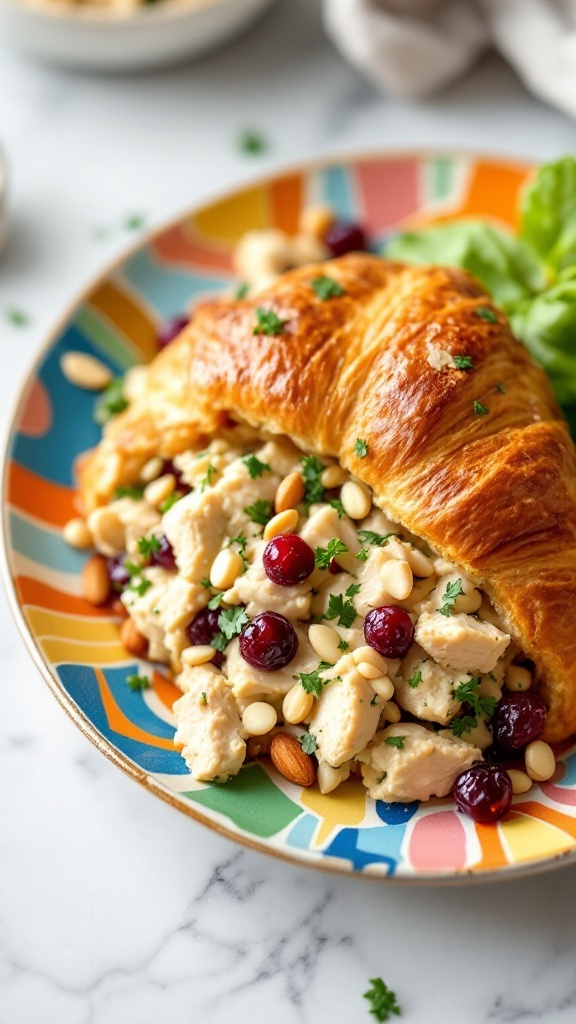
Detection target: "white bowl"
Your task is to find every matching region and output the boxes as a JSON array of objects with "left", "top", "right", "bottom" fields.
[{"left": 0, "top": 0, "right": 276, "bottom": 71}]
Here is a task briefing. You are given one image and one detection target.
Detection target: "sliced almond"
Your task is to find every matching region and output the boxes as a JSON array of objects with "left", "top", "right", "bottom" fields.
[
  {"left": 270, "top": 733, "right": 315, "bottom": 787},
  {"left": 60, "top": 351, "right": 112, "bottom": 391},
  {"left": 81, "top": 554, "right": 111, "bottom": 606}
]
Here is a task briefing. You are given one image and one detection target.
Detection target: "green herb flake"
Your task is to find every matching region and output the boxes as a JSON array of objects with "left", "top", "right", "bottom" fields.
[
  {"left": 137, "top": 535, "right": 161, "bottom": 558},
  {"left": 473, "top": 400, "right": 489, "bottom": 416},
  {"left": 356, "top": 547, "right": 369, "bottom": 563},
  {"left": 496, "top": 381, "right": 507, "bottom": 394},
  {"left": 370, "top": 694, "right": 379, "bottom": 706},
  {"left": 239, "top": 129, "right": 267, "bottom": 155},
  {"left": 298, "top": 731, "right": 318, "bottom": 755},
  {"left": 211, "top": 633, "right": 228, "bottom": 653},
  {"left": 200, "top": 463, "right": 217, "bottom": 491},
  {"left": 200, "top": 578, "right": 212, "bottom": 589},
  {"left": 126, "top": 673, "right": 151, "bottom": 692},
  {"left": 408, "top": 669, "right": 422, "bottom": 689},
  {"left": 160, "top": 492, "right": 184, "bottom": 514},
  {"left": 323, "top": 592, "right": 357, "bottom": 629},
  {"left": 242, "top": 453, "right": 271, "bottom": 479},
  {"left": 200, "top": 691, "right": 208, "bottom": 706},
  {"left": 114, "top": 484, "right": 144, "bottom": 500},
  {"left": 131, "top": 578, "right": 152, "bottom": 598},
  {"left": 124, "top": 213, "right": 146, "bottom": 231},
  {"left": 354, "top": 438, "right": 369, "bottom": 458},
  {"left": 450, "top": 714, "right": 479, "bottom": 738},
  {"left": 329, "top": 499, "right": 345, "bottom": 518},
  {"left": 253, "top": 307, "right": 288, "bottom": 336},
  {"left": 207, "top": 592, "right": 225, "bottom": 610},
  {"left": 438, "top": 578, "right": 464, "bottom": 616},
  {"left": 244, "top": 499, "right": 273, "bottom": 526},
  {"left": 338, "top": 638, "right": 350, "bottom": 652},
  {"left": 453, "top": 354, "right": 475, "bottom": 371},
  {"left": 311, "top": 274, "right": 345, "bottom": 301},
  {"left": 454, "top": 677, "right": 497, "bottom": 719},
  {"left": 475, "top": 305, "right": 498, "bottom": 323},
  {"left": 228, "top": 534, "right": 248, "bottom": 558},
  {"left": 95, "top": 378, "right": 129, "bottom": 425},
  {"left": 345, "top": 583, "right": 361, "bottom": 597},
  {"left": 314, "top": 538, "right": 348, "bottom": 570},
  {"left": 217, "top": 606, "right": 250, "bottom": 641},
  {"left": 295, "top": 666, "right": 328, "bottom": 698},
  {"left": 358, "top": 530, "right": 397, "bottom": 548},
  {"left": 301, "top": 454, "right": 325, "bottom": 507},
  {"left": 364, "top": 977, "right": 401, "bottom": 1022},
  {"left": 384, "top": 735, "right": 405, "bottom": 750},
  {"left": 235, "top": 282, "right": 249, "bottom": 299},
  {"left": 6, "top": 308, "right": 30, "bottom": 327}
]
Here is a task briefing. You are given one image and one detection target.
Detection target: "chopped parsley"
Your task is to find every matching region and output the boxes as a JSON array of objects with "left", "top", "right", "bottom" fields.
[
  {"left": 244, "top": 499, "right": 273, "bottom": 526},
  {"left": 94, "top": 378, "right": 129, "bottom": 425},
  {"left": 358, "top": 530, "right": 397, "bottom": 548},
  {"left": 295, "top": 663, "right": 332, "bottom": 698},
  {"left": 239, "top": 129, "right": 267, "bottom": 155},
  {"left": 298, "top": 730, "right": 318, "bottom": 755},
  {"left": 311, "top": 274, "right": 345, "bottom": 300},
  {"left": 253, "top": 307, "right": 288, "bottom": 336},
  {"left": 159, "top": 491, "right": 183, "bottom": 514},
  {"left": 314, "top": 538, "right": 348, "bottom": 570},
  {"left": 200, "top": 691, "right": 208, "bottom": 706},
  {"left": 235, "top": 282, "right": 249, "bottom": 300},
  {"left": 407, "top": 669, "right": 422, "bottom": 689},
  {"left": 453, "top": 354, "right": 475, "bottom": 370},
  {"left": 301, "top": 454, "right": 325, "bottom": 507},
  {"left": 126, "top": 673, "right": 150, "bottom": 692},
  {"left": 228, "top": 533, "right": 248, "bottom": 558},
  {"left": 345, "top": 582, "right": 361, "bottom": 597},
  {"left": 496, "top": 381, "right": 507, "bottom": 394},
  {"left": 475, "top": 305, "right": 498, "bottom": 323},
  {"left": 114, "top": 484, "right": 144, "bottom": 500},
  {"left": 338, "top": 638, "right": 350, "bottom": 652},
  {"left": 200, "top": 463, "right": 217, "bottom": 491},
  {"left": 6, "top": 308, "right": 30, "bottom": 327},
  {"left": 450, "top": 715, "right": 479, "bottom": 738},
  {"left": 137, "top": 535, "right": 161, "bottom": 558},
  {"left": 370, "top": 694, "right": 379, "bottom": 706},
  {"left": 211, "top": 633, "right": 228, "bottom": 653},
  {"left": 454, "top": 677, "right": 497, "bottom": 719},
  {"left": 207, "top": 592, "right": 225, "bottom": 610},
  {"left": 217, "top": 606, "right": 250, "bottom": 641},
  {"left": 364, "top": 978, "right": 401, "bottom": 1022},
  {"left": 323, "top": 592, "right": 357, "bottom": 628},
  {"left": 438, "top": 578, "right": 464, "bottom": 616},
  {"left": 200, "top": 578, "right": 212, "bottom": 589},
  {"left": 473, "top": 400, "right": 489, "bottom": 416},
  {"left": 124, "top": 560, "right": 152, "bottom": 598},
  {"left": 329, "top": 498, "right": 345, "bottom": 518},
  {"left": 242, "top": 453, "right": 271, "bottom": 479},
  {"left": 356, "top": 547, "right": 369, "bottom": 563},
  {"left": 384, "top": 736, "right": 405, "bottom": 750},
  {"left": 354, "top": 438, "right": 369, "bottom": 458}
]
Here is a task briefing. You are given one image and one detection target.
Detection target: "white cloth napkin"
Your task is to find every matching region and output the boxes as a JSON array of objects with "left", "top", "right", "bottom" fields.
[{"left": 324, "top": 0, "right": 576, "bottom": 120}]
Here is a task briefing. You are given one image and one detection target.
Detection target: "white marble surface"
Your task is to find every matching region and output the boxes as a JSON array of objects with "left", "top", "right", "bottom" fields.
[{"left": 2, "top": 3, "right": 576, "bottom": 1022}]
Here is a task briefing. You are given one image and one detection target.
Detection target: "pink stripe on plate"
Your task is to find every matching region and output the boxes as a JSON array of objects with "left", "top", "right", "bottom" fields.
[
  {"left": 356, "top": 158, "right": 420, "bottom": 233},
  {"left": 17, "top": 378, "right": 52, "bottom": 437},
  {"left": 409, "top": 810, "right": 467, "bottom": 871}
]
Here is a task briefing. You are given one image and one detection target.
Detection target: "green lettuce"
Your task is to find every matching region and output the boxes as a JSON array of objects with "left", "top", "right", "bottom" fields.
[{"left": 387, "top": 155, "right": 576, "bottom": 431}]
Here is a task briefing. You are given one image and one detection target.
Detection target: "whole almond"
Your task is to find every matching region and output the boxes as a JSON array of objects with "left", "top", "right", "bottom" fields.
[
  {"left": 270, "top": 733, "right": 315, "bottom": 787},
  {"left": 81, "top": 554, "right": 111, "bottom": 606},
  {"left": 275, "top": 472, "right": 305, "bottom": 513},
  {"left": 120, "top": 617, "right": 149, "bottom": 658}
]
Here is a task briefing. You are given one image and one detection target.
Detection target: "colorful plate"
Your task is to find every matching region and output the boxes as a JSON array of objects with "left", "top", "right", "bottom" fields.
[{"left": 4, "top": 152, "right": 576, "bottom": 883}]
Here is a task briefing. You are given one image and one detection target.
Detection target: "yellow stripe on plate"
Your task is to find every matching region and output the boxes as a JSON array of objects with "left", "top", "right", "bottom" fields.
[
  {"left": 500, "top": 813, "right": 575, "bottom": 864},
  {"left": 39, "top": 637, "right": 128, "bottom": 665},
  {"left": 25, "top": 607, "right": 121, "bottom": 643}
]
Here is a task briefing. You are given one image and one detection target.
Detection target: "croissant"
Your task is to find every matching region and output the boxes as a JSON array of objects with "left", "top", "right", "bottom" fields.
[{"left": 79, "top": 253, "right": 576, "bottom": 744}]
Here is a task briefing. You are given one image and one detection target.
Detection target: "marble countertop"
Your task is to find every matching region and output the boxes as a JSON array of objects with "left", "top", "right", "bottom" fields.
[{"left": 2, "top": 3, "right": 576, "bottom": 1021}]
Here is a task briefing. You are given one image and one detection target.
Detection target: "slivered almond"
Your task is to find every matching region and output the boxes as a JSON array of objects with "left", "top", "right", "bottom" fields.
[
  {"left": 81, "top": 554, "right": 111, "bottom": 606},
  {"left": 270, "top": 733, "right": 315, "bottom": 787},
  {"left": 120, "top": 617, "right": 149, "bottom": 658}
]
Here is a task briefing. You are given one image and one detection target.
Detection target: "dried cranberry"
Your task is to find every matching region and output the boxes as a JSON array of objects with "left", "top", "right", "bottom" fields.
[
  {"left": 160, "top": 459, "right": 192, "bottom": 496},
  {"left": 324, "top": 221, "right": 366, "bottom": 258},
  {"left": 364, "top": 605, "right": 414, "bottom": 659},
  {"left": 262, "top": 534, "right": 315, "bottom": 586},
  {"left": 239, "top": 612, "right": 298, "bottom": 670},
  {"left": 157, "top": 314, "right": 189, "bottom": 350},
  {"left": 186, "top": 606, "right": 224, "bottom": 667},
  {"left": 150, "top": 535, "right": 176, "bottom": 571},
  {"left": 453, "top": 763, "right": 512, "bottom": 823},
  {"left": 108, "top": 555, "right": 131, "bottom": 592},
  {"left": 492, "top": 691, "right": 547, "bottom": 751}
]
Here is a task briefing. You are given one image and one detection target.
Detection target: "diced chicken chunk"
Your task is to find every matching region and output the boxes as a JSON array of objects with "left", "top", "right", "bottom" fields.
[
  {"left": 313, "top": 654, "right": 381, "bottom": 767},
  {"left": 122, "top": 567, "right": 206, "bottom": 666},
  {"left": 225, "top": 628, "right": 317, "bottom": 700},
  {"left": 395, "top": 644, "right": 467, "bottom": 725},
  {"left": 311, "top": 546, "right": 398, "bottom": 623},
  {"left": 360, "top": 722, "right": 481, "bottom": 802},
  {"left": 415, "top": 611, "right": 510, "bottom": 673},
  {"left": 173, "top": 664, "right": 246, "bottom": 782},
  {"left": 111, "top": 498, "right": 162, "bottom": 558}
]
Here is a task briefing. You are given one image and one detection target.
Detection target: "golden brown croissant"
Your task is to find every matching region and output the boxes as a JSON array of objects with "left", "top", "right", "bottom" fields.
[{"left": 79, "top": 253, "right": 576, "bottom": 743}]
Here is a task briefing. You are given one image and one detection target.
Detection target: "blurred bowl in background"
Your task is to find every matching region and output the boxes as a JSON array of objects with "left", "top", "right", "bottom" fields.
[{"left": 0, "top": 0, "right": 276, "bottom": 72}]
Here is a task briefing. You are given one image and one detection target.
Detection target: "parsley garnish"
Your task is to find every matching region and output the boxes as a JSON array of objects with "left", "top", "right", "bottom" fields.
[
  {"left": 408, "top": 669, "right": 422, "bottom": 689},
  {"left": 301, "top": 454, "right": 325, "bottom": 507},
  {"left": 253, "top": 307, "right": 288, "bottom": 336},
  {"left": 450, "top": 715, "right": 479, "bottom": 738},
  {"left": 239, "top": 129, "right": 267, "bottom": 155},
  {"left": 473, "top": 400, "right": 489, "bottom": 416},
  {"left": 211, "top": 633, "right": 228, "bottom": 653},
  {"left": 475, "top": 306, "right": 498, "bottom": 323},
  {"left": 244, "top": 499, "right": 273, "bottom": 526},
  {"left": 295, "top": 663, "right": 332, "bottom": 697},
  {"left": 94, "top": 378, "right": 129, "bottom": 425},
  {"left": 345, "top": 582, "right": 361, "bottom": 597},
  {"left": 323, "top": 592, "right": 357, "bottom": 628},
  {"left": 200, "top": 578, "right": 212, "bottom": 588},
  {"left": 137, "top": 535, "right": 161, "bottom": 558},
  {"left": 298, "top": 731, "right": 318, "bottom": 755},
  {"left": 338, "top": 639, "right": 349, "bottom": 652},
  {"left": 235, "top": 282, "right": 249, "bottom": 299},
  {"left": 329, "top": 499, "right": 345, "bottom": 518},
  {"left": 126, "top": 673, "right": 150, "bottom": 692},
  {"left": 6, "top": 308, "right": 30, "bottom": 327},
  {"left": 242, "top": 453, "right": 271, "bottom": 479},
  {"left": 356, "top": 547, "right": 369, "bottom": 563},
  {"left": 200, "top": 463, "right": 217, "bottom": 491},
  {"left": 124, "top": 560, "right": 152, "bottom": 597},
  {"left": 354, "top": 438, "right": 369, "bottom": 458},
  {"left": 207, "top": 592, "right": 225, "bottom": 610},
  {"left": 453, "top": 355, "right": 475, "bottom": 370},
  {"left": 159, "top": 492, "right": 184, "bottom": 514},
  {"left": 384, "top": 736, "right": 405, "bottom": 750},
  {"left": 358, "top": 530, "right": 396, "bottom": 548},
  {"left": 311, "top": 274, "right": 345, "bottom": 300},
  {"left": 228, "top": 534, "right": 248, "bottom": 558},
  {"left": 314, "top": 538, "right": 348, "bottom": 570},
  {"left": 438, "top": 578, "right": 464, "bottom": 616},
  {"left": 200, "top": 691, "right": 208, "bottom": 706},
  {"left": 218, "top": 606, "right": 250, "bottom": 641},
  {"left": 114, "top": 484, "right": 144, "bottom": 500},
  {"left": 496, "top": 381, "right": 506, "bottom": 394},
  {"left": 364, "top": 978, "right": 401, "bottom": 1021},
  {"left": 370, "top": 694, "right": 379, "bottom": 706},
  {"left": 454, "top": 677, "right": 497, "bottom": 719},
  {"left": 131, "top": 579, "right": 152, "bottom": 597}
]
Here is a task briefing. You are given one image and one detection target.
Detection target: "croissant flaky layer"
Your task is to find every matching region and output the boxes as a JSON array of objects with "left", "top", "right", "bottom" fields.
[{"left": 79, "top": 254, "right": 576, "bottom": 742}]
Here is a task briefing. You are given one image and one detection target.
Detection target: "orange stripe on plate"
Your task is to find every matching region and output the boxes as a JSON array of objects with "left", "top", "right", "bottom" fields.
[
  {"left": 16, "top": 576, "right": 108, "bottom": 617},
  {"left": 88, "top": 281, "right": 157, "bottom": 362},
  {"left": 270, "top": 173, "right": 303, "bottom": 234},
  {"left": 95, "top": 667, "right": 175, "bottom": 749},
  {"left": 457, "top": 161, "right": 531, "bottom": 229},
  {"left": 474, "top": 820, "right": 508, "bottom": 871},
  {"left": 7, "top": 464, "right": 77, "bottom": 528},
  {"left": 153, "top": 224, "right": 233, "bottom": 273},
  {"left": 152, "top": 669, "right": 181, "bottom": 711}
]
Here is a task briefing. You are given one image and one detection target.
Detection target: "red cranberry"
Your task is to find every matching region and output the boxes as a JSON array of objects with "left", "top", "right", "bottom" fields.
[
  {"left": 364, "top": 605, "right": 414, "bottom": 659},
  {"left": 150, "top": 535, "right": 176, "bottom": 571},
  {"left": 157, "top": 314, "right": 189, "bottom": 350},
  {"left": 108, "top": 555, "right": 131, "bottom": 592},
  {"left": 239, "top": 612, "right": 298, "bottom": 670},
  {"left": 186, "top": 606, "right": 225, "bottom": 667},
  {"left": 324, "top": 221, "right": 366, "bottom": 258},
  {"left": 492, "top": 691, "right": 547, "bottom": 751},
  {"left": 453, "top": 763, "right": 512, "bottom": 823},
  {"left": 262, "top": 534, "right": 315, "bottom": 587}
]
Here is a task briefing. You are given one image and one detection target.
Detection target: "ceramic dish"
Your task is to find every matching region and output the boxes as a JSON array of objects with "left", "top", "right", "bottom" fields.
[
  {"left": 0, "top": 0, "right": 275, "bottom": 72},
  {"left": 3, "top": 151, "right": 576, "bottom": 883}
]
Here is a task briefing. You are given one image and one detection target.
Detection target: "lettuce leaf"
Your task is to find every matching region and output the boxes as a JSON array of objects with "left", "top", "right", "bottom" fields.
[{"left": 520, "top": 156, "right": 576, "bottom": 275}]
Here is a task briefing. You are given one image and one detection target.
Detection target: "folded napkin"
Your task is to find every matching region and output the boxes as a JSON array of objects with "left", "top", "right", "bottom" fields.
[{"left": 324, "top": 0, "right": 576, "bottom": 120}]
